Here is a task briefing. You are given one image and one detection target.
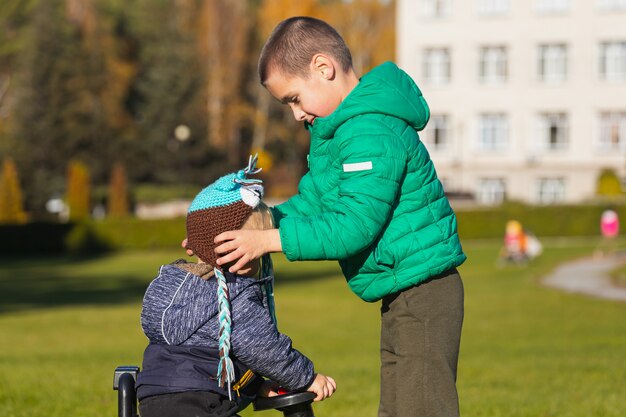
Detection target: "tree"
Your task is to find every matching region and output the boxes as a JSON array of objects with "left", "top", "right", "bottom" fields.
[
  {"left": 199, "top": 0, "right": 255, "bottom": 165},
  {"left": 107, "top": 162, "right": 129, "bottom": 218},
  {"left": 66, "top": 160, "right": 91, "bottom": 220},
  {"left": 129, "top": 0, "right": 212, "bottom": 183},
  {"left": 596, "top": 168, "right": 623, "bottom": 197},
  {"left": 0, "top": 157, "right": 27, "bottom": 224},
  {"left": 0, "top": 0, "right": 39, "bottom": 163},
  {"left": 12, "top": 0, "right": 109, "bottom": 216}
]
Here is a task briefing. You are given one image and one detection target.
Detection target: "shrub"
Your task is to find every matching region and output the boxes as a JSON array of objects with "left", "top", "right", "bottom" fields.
[
  {"left": 0, "top": 157, "right": 27, "bottom": 224},
  {"left": 0, "top": 222, "right": 74, "bottom": 254},
  {"left": 596, "top": 168, "right": 623, "bottom": 197},
  {"left": 107, "top": 162, "right": 130, "bottom": 218},
  {"left": 64, "top": 222, "right": 112, "bottom": 256},
  {"left": 91, "top": 217, "right": 185, "bottom": 250},
  {"left": 66, "top": 160, "right": 91, "bottom": 220},
  {"left": 455, "top": 202, "right": 626, "bottom": 239}
]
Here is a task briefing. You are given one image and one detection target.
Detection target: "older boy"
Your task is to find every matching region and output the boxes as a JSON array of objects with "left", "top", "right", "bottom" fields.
[{"left": 209, "top": 17, "right": 466, "bottom": 417}]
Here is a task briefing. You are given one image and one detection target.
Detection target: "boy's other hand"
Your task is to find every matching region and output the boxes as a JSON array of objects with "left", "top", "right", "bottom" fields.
[
  {"left": 307, "top": 373, "right": 337, "bottom": 402},
  {"left": 214, "top": 229, "right": 281, "bottom": 273}
]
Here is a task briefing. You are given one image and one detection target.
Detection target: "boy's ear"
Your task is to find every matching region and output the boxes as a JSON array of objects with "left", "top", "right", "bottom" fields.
[{"left": 311, "top": 53, "right": 336, "bottom": 81}]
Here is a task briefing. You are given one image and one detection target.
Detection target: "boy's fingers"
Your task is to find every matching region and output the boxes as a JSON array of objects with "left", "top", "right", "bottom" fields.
[
  {"left": 216, "top": 251, "right": 238, "bottom": 266},
  {"left": 214, "top": 241, "right": 234, "bottom": 255},
  {"left": 181, "top": 238, "right": 188, "bottom": 248},
  {"left": 214, "top": 231, "right": 235, "bottom": 244},
  {"left": 228, "top": 256, "right": 250, "bottom": 273}
]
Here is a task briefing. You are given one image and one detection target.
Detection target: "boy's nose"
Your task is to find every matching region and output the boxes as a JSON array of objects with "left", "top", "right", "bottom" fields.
[{"left": 291, "top": 106, "right": 307, "bottom": 122}]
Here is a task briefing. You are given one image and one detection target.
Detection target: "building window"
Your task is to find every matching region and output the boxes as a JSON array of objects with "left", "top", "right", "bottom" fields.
[
  {"left": 478, "top": 114, "right": 508, "bottom": 150},
  {"left": 479, "top": 46, "right": 508, "bottom": 83},
  {"left": 599, "top": 42, "right": 626, "bottom": 81},
  {"left": 537, "top": 113, "right": 569, "bottom": 151},
  {"left": 537, "top": 178, "right": 566, "bottom": 204},
  {"left": 598, "top": 112, "right": 626, "bottom": 151},
  {"left": 477, "top": 178, "right": 506, "bottom": 205},
  {"left": 534, "top": 0, "right": 569, "bottom": 13},
  {"left": 538, "top": 44, "right": 568, "bottom": 82},
  {"left": 424, "top": 115, "right": 450, "bottom": 150},
  {"left": 597, "top": 0, "right": 626, "bottom": 11},
  {"left": 423, "top": 0, "right": 453, "bottom": 17},
  {"left": 477, "top": 0, "right": 510, "bottom": 15},
  {"left": 423, "top": 48, "right": 451, "bottom": 85}
]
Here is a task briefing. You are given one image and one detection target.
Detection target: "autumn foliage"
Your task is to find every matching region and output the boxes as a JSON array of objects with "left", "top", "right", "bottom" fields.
[
  {"left": 66, "top": 160, "right": 91, "bottom": 221},
  {"left": 108, "top": 162, "right": 130, "bottom": 218},
  {"left": 0, "top": 0, "right": 396, "bottom": 217},
  {"left": 0, "top": 157, "right": 27, "bottom": 224}
]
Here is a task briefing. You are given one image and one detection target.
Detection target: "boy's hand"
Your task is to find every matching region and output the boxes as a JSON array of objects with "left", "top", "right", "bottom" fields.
[
  {"left": 307, "top": 373, "right": 337, "bottom": 402},
  {"left": 214, "top": 229, "right": 282, "bottom": 273}
]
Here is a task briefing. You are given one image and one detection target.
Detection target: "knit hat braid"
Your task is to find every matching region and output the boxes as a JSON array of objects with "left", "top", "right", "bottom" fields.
[{"left": 185, "top": 155, "right": 263, "bottom": 398}]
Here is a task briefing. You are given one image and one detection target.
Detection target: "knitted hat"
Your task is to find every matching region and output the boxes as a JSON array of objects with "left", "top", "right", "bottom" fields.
[{"left": 186, "top": 155, "right": 264, "bottom": 268}]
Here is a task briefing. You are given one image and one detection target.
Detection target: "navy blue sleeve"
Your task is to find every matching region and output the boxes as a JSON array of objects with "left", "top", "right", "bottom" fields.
[{"left": 230, "top": 287, "right": 315, "bottom": 391}]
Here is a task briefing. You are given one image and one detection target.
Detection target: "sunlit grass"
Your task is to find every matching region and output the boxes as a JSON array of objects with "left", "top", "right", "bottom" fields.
[{"left": 1, "top": 239, "right": 625, "bottom": 417}]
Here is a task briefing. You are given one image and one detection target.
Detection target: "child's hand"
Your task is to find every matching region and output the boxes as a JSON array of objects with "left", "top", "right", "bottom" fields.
[
  {"left": 214, "top": 229, "right": 282, "bottom": 273},
  {"left": 307, "top": 373, "right": 337, "bottom": 402},
  {"left": 258, "top": 380, "right": 280, "bottom": 398},
  {"left": 181, "top": 238, "right": 194, "bottom": 257}
]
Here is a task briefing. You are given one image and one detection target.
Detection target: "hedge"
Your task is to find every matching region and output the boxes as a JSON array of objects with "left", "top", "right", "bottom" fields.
[
  {"left": 0, "top": 218, "right": 185, "bottom": 255},
  {"left": 0, "top": 222, "right": 75, "bottom": 254},
  {"left": 90, "top": 217, "right": 185, "bottom": 249},
  {"left": 1, "top": 203, "right": 623, "bottom": 255},
  {"left": 455, "top": 202, "right": 625, "bottom": 239}
]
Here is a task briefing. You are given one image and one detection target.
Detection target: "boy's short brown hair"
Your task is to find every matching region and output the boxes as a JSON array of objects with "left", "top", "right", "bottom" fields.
[{"left": 258, "top": 16, "right": 353, "bottom": 84}]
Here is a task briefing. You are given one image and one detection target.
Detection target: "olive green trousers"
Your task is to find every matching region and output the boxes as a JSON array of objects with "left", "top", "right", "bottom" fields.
[{"left": 378, "top": 268, "right": 464, "bottom": 417}]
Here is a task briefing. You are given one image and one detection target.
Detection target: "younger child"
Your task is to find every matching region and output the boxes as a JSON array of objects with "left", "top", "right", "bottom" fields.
[
  {"left": 210, "top": 17, "right": 466, "bottom": 417},
  {"left": 138, "top": 156, "right": 335, "bottom": 417}
]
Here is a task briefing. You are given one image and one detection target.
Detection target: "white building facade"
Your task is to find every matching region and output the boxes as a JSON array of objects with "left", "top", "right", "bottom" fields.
[{"left": 397, "top": 0, "right": 626, "bottom": 204}]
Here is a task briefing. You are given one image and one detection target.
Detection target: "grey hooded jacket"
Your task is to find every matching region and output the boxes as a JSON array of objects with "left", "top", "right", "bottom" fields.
[{"left": 137, "top": 262, "right": 315, "bottom": 400}]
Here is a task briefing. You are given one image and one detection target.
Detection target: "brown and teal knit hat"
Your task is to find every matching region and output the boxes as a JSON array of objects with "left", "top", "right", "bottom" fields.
[{"left": 186, "top": 155, "right": 263, "bottom": 267}]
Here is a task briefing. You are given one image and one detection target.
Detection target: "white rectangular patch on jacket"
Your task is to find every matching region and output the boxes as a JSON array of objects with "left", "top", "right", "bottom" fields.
[{"left": 343, "top": 161, "right": 373, "bottom": 172}]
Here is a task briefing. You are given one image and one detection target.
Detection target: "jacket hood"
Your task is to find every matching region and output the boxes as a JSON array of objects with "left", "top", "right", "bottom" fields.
[
  {"left": 141, "top": 264, "right": 259, "bottom": 345},
  {"left": 311, "top": 61, "right": 430, "bottom": 140}
]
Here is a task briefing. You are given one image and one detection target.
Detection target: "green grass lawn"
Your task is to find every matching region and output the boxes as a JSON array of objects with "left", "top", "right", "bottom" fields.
[{"left": 1, "top": 238, "right": 625, "bottom": 417}]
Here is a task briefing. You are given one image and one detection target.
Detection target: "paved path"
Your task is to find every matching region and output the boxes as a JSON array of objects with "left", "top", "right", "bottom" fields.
[{"left": 543, "top": 255, "right": 626, "bottom": 302}]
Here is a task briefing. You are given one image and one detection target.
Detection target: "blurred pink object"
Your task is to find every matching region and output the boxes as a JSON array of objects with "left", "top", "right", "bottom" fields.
[{"left": 601, "top": 209, "right": 619, "bottom": 238}]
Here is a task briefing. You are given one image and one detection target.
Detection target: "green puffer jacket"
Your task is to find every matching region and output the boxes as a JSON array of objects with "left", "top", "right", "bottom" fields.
[{"left": 271, "top": 61, "right": 466, "bottom": 302}]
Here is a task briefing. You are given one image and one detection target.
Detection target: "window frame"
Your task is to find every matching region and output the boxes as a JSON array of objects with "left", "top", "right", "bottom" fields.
[
  {"left": 538, "top": 43, "right": 568, "bottom": 83},
  {"left": 536, "top": 112, "right": 569, "bottom": 151},
  {"left": 598, "top": 112, "right": 626, "bottom": 151},
  {"left": 479, "top": 45, "right": 508, "bottom": 84},
  {"left": 477, "top": 178, "right": 507, "bottom": 205},
  {"left": 536, "top": 178, "right": 566, "bottom": 204},
  {"left": 477, "top": 113, "right": 509, "bottom": 151},
  {"left": 423, "top": 47, "right": 452, "bottom": 85},
  {"left": 599, "top": 41, "right": 626, "bottom": 82},
  {"left": 424, "top": 114, "right": 451, "bottom": 151}
]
